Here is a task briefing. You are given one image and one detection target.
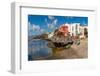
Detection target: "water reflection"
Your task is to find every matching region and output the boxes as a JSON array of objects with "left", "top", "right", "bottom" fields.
[{"left": 28, "top": 39, "right": 52, "bottom": 61}]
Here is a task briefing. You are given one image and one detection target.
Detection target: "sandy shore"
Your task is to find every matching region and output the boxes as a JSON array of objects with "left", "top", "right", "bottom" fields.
[{"left": 46, "top": 38, "right": 88, "bottom": 59}]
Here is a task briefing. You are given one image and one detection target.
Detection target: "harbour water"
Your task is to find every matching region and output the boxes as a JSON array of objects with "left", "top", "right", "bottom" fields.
[{"left": 28, "top": 39, "right": 52, "bottom": 61}]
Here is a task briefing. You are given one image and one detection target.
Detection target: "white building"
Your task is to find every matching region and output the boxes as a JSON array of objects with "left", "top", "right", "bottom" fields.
[{"left": 64, "top": 23, "right": 88, "bottom": 38}]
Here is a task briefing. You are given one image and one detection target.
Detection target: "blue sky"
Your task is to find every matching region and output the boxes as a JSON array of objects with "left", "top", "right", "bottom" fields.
[{"left": 28, "top": 15, "right": 88, "bottom": 36}]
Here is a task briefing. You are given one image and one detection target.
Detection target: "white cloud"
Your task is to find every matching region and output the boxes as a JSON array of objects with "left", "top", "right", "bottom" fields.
[
  {"left": 40, "top": 29, "right": 45, "bottom": 32},
  {"left": 32, "top": 24, "right": 40, "bottom": 31},
  {"left": 28, "top": 22, "right": 32, "bottom": 30},
  {"left": 47, "top": 24, "right": 54, "bottom": 29},
  {"left": 53, "top": 19, "right": 57, "bottom": 25},
  {"left": 28, "top": 22, "right": 45, "bottom": 35},
  {"left": 47, "top": 19, "right": 58, "bottom": 29},
  {"left": 48, "top": 16, "right": 54, "bottom": 20},
  {"left": 44, "top": 16, "right": 58, "bottom": 30}
]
